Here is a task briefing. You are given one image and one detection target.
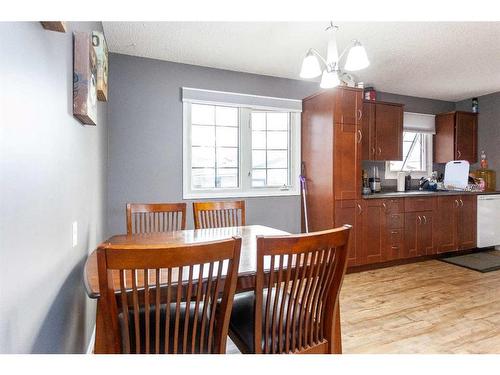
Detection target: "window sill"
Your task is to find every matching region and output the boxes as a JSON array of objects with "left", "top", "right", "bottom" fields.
[{"left": 183, "top": 188, "right": 300, "bottom": 199}]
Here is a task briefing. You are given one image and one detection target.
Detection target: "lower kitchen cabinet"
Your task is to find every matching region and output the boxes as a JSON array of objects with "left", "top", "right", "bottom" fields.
[
  {"left": 339, "top": 195, "right": 477, "bottom": 270},
  {"left": 458, "top": 195, "right": 477, "bottom": 249},
  {"left": 404, "top": 211, "right": 434, "bottom": 258},
  {"left": 334, "top": 199, "right": 363, "bottom": 267},
  {"left": 435, "top": 195, "right": 477, "bottom": 253},
  {"left": 359, "top": 200, "right": 386, "bottom": 264}
]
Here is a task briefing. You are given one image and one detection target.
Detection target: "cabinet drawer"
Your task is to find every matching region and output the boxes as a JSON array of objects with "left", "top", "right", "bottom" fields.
[
  {"left": 387, "top": 213, "right": 404, "bottom": 228},
  {"left": 404, "top": 197, "right": 436, "bottom": 212},
  {"left": 384, "top": 199, "right": 404, "bottom": 213},
  {"left": 387, "top": 228, "right": 403, "bottom": 245}
]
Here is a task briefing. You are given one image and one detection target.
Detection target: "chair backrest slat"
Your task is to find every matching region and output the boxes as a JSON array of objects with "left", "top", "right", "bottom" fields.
[
  {"left": 126, "top": 203, "right": 187, "bottom": 235},
  {"left": 253, "top": 225, "right": 351, "bottom": 354},
  {"left": 96, "top": 237, "right": 241, "bottom": 354},
  {"left": 193, "top": 201, "right": 245, "bottom": 229}
]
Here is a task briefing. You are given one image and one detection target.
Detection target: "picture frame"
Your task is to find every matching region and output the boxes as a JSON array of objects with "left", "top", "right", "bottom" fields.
[
  {"left": 73, "top": 31, "right": 97, "bottom": 125},
  {"left": 92, "top": 31, "right": 108, "bottom": 102}
]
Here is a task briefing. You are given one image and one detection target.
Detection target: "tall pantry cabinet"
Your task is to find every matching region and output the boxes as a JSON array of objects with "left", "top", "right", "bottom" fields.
[{"left": 301, "top": 87, "right": 363, "bottom": 266}]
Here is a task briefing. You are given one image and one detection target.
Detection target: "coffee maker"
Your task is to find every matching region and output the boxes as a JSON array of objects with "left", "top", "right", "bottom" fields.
[{"left": 369, "top": 166, "right": 381, "bottom": 193}]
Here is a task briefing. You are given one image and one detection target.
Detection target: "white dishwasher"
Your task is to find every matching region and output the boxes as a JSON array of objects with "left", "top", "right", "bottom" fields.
[{"left": 477, "top": 195, "right": 500, "bottom": 249}]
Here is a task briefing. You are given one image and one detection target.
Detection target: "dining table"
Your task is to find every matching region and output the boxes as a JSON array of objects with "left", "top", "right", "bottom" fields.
[{"left": 84, "top": 224, "right": 342, "bottom": 353}]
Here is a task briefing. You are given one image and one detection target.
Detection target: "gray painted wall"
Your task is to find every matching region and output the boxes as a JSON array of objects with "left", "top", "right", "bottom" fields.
[
  {"left": 456, "top": 93, "right": 500, "bottom": 186},
  {"left": 0, "top": 22, "right": 107, "bottom": 353},
  {"left": 107, "top": 54, "right": 320, "bottom": 235},
  {"left": 107, "top": 53, "right": 459, "bottom": 234}
]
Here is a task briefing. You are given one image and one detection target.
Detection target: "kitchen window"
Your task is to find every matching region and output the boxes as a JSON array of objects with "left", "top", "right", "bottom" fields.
[
  {"left": 182, "top": 88, "right": 301, "bottom": 199},
  {"left": 385, "top": 112, "right": 435, "bottom": 179}
]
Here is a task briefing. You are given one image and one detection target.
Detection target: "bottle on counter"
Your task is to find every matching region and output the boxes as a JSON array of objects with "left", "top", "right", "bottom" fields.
[{"left": 480, "top": 150, "right": 488, "bottom": 169}]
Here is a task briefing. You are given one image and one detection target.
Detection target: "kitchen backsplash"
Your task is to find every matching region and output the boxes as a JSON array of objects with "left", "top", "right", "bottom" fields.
[{"left": 362, "top": 161, "right": 446, "bottom": 190}]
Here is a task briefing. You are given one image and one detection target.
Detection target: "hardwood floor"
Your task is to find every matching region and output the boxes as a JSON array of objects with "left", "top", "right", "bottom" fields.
[
  {"left": 341, "top": 258, "right": 500, "bottom": 354},
  {"left": 228, "top": 256, "right": 500, "bottom": 354}
]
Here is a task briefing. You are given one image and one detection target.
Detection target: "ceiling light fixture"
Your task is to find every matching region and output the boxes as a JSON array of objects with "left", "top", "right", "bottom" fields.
[{"left": 300, "top": 23, "right": 370, "bottom": 88}]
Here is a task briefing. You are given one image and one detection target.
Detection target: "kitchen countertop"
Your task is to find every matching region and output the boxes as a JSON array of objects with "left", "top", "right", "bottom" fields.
[{"left": 362, "top": 190, "right": 500, "bottom": 199}]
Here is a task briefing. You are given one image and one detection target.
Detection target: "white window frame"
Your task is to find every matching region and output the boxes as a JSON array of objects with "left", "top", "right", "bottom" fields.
[
  {"left": 385, "top": 132, "right": 433, "bottom": 180},
  {"left": 182, "top": 95, "right": 301, "bottom": 199}
]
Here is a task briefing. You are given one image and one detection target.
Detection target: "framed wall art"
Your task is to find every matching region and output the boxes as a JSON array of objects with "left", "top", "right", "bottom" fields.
[
  {"left": 92, "top": 31, "right": 108, "bottom": 102},
  {"left": 73, "top": 31, "right": 97, "bottom": 125}
]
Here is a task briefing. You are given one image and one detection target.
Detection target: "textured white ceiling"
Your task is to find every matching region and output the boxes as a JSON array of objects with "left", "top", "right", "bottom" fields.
[{"left": 102, "top": 22, "right": 500, "bottom": 101}]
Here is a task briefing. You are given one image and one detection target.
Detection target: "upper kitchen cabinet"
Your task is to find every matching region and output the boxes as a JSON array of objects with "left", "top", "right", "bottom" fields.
[
  {"left": 362, "top": 101, "right": 404, "bottom": 161},
  {"left": 434, "top": 111, "right": 478, "bottom": 164}
]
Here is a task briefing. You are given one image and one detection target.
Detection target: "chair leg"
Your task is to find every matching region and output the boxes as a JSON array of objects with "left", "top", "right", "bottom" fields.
[{"left": 332, "top": 306, "right": 342, "bottom": 354}]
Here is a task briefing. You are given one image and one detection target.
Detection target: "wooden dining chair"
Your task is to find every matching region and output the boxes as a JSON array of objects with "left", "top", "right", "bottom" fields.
[
  {"left": 193, "top": 201, "right": 246, "bottom": 229},
  {"left": 126, "top": 203, "right": 187, "bottom": 235},
  {"left": 227, "top": 225, "right": 351, "bottom": 354},
  {"left": 96, "top": 237, "right": 242, "bottom": 354}
]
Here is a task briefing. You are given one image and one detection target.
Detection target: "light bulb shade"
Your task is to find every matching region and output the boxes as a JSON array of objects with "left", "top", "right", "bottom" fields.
[
  {"left": 300, "top": 52, "right": 322, "bottom": 78},
  {"left": 320, "top": 70, "right": 340, "bottom": 89},
  {"left": 326, "top": 38, "right": 339, "bottom": 65},
  {"left": 344, "top": 42, "right": 370, "bottom": 71}
]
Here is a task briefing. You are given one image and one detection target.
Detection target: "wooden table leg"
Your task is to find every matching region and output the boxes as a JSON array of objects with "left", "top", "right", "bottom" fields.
[{"left": 94, "top": 299, "right": 106, "bottom": 354}]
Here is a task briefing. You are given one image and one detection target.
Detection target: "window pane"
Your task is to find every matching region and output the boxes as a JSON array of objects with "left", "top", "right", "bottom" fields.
[
  {"left": 192, "top": 125, "right": 215, "bottom": 146},
  {"left": 267, "top": 150, "right": 288, "bottom": 168},
  {"left": 192, "top": 168, "right": 215, "bottom": 189},
  {"left": 216, "top": 126, "right": 238, "bottom": 147},
  {"left": 216, "top": 168, "right": 238, "bottom": 188},
  {"left": 389, "top": 132, "right": 427, "bottom": 172},
  {"left": 191, "top": 104, "right": 215, "bottom": 125},
  {"left": 267, "top": 131, "right": 288, "bottom": 149},
  {"left": 252, "top": 131, "right": 266, "bottom": 149},
  {"left": 267, "top": 169, "right": 288, "bottom": 186},
  {"left": 252, "top": 150, "right": 266, "bottom": 169},
  {"left": 217, "top": 147, "right": 238, "bottom": 168},
  {"left": 252, "top": 169, "right": 267, "bottom": 187},
  {"left": 267, "top": 112, "right": 288, "bottom": 130},
  {"left": 251, "top": 112, "right": 266, "bottom": 130},
  {"left": 216, "top": 106, "right": 238, "bottom": 127},
  {"left": 192, "top": 146, "right": 215, "bottom": 168}
]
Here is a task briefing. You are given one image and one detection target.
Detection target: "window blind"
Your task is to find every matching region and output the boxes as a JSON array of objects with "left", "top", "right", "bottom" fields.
[
  {"left": 403, "top": 112, "right": 436, "bottom": 134},
  {"left": 182, "top": 87, "right": 302, "bottom": 112}
]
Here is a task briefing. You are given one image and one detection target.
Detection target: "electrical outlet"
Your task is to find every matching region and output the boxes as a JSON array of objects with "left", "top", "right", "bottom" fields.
[{"left": 72, "top": 221, "right": 78, "bottom": 247}]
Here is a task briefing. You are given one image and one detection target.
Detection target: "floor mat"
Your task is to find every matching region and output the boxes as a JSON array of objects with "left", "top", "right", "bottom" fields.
[{"left": 441, "top": 251, "right": 500, "bottom": 273}]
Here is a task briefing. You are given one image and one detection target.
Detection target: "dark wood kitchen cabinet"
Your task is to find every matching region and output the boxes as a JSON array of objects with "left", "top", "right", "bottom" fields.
[
  {"left": 359, "top": 199, "right": 386, "bottom": 265},
  {"left": 435, "top": 195, "right": 477, "bottom": 254},
  {"left": 404, "top": 197, "right": 435, "bottom": 258},
  {"left": 301, "top": 87, "right": 363, "bottom": 232},
  {"left": 458, "top": 195, "right": 477, "bottom": 250},
  {"left": 334, "top": 199, "right": 363, "bottom": 267},
  {"left": 434, "top": 111, "right": 478, "bottom": 164},
  {"left": 362, "top": 101, "right": 404, "bottom": 161},
  {"left": 404, "top": 211, "right": 434, "bottom": 258}
]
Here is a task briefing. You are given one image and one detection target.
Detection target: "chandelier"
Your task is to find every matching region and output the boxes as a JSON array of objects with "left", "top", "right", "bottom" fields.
[{"left": 300, "top": 23, "right": 370, "bottom": 88}]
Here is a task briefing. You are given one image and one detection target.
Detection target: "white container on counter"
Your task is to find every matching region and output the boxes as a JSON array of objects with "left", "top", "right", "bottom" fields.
[{"left": 397, "top": 172, "right": 406, "bottom": 192}]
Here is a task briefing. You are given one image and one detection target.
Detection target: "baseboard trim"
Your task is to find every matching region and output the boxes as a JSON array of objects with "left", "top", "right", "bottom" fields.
[
  {"left": 347, "top": 247, "right": 486, "bottom": 274},
  {"left": 86, "top": 325, "right": 96, "bottom": 354}
]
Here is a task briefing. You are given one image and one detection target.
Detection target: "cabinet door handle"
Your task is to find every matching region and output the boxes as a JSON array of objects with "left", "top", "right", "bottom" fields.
[
  {"left": 371, "top": 147, "right": 376, "bottom": 157},
  {"left": 357, "top": 203, "right": 362, "bottom": 215},
  {"left": 357, "top": 129, "right": 363, "bottom": 144},
  {"left": 378, "top": 147, "right": 382, "bottom": 155},
  {"left": 357, "top": 109, "right": 362, "bottom": 121},
  {"left": 423, "top": 215, "right": 427, "bottom": 224},
  {"left": 382, "top": 202, "right": 387, "bottom": 211},
  {"left": 460, "top": 199, "right": 464, "bottom": 207},
  {"left": 457, "top": 150, "right": 462, "bottom": 159},
  {"left": 417, "top": 216, "right": 422, "bottom": 225},
  {"left": 455, "top": 199, "right": 459, "bottom": 207}
]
